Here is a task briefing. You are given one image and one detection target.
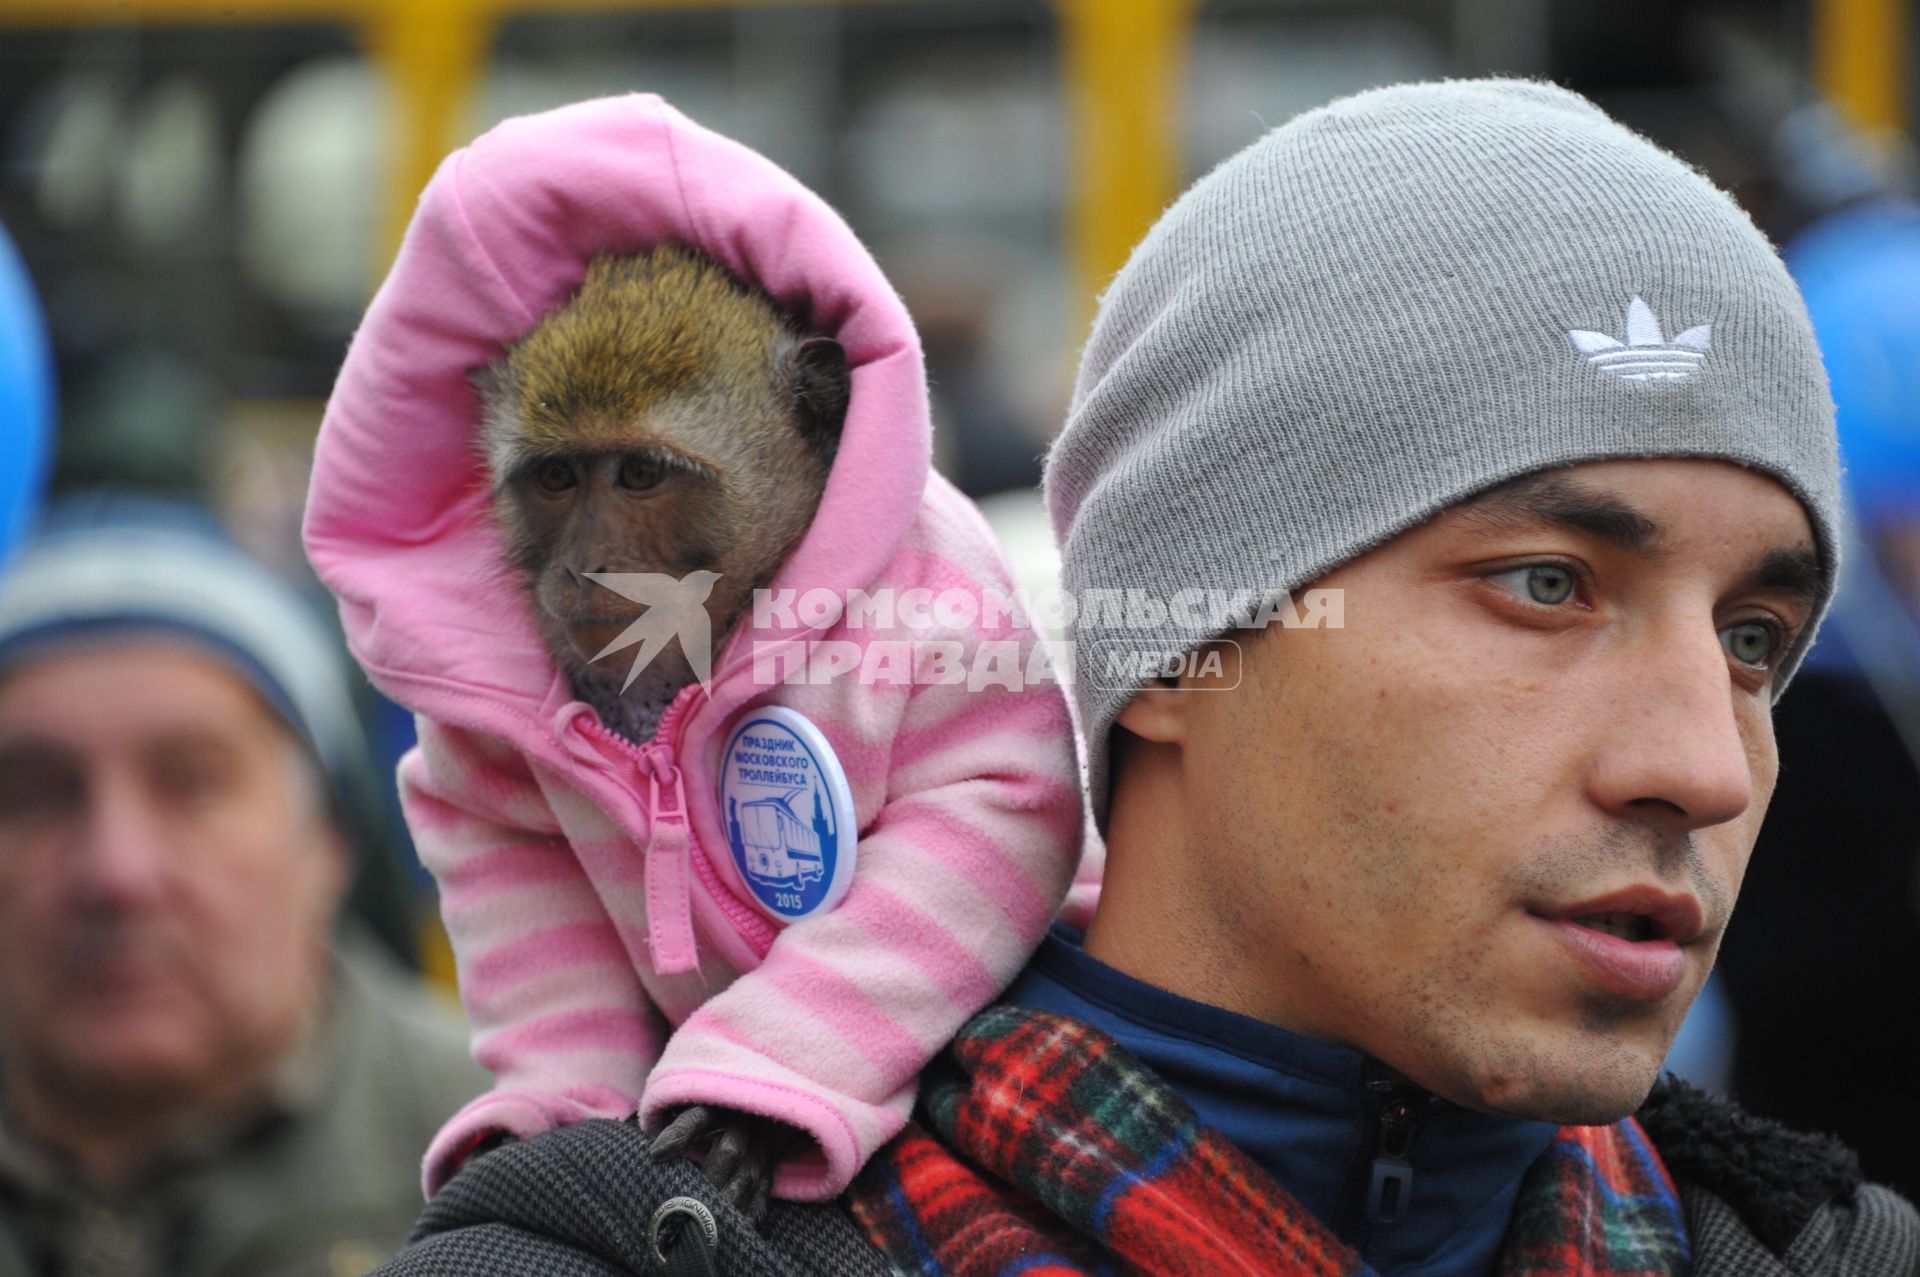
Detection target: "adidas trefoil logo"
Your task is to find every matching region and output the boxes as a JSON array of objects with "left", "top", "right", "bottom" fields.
[{"left": 1568, "top": 296, "right": 1713, "bottom": 382}]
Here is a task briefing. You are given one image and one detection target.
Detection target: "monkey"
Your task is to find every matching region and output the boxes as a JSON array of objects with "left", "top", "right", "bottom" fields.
[
  {"left": 471, "top": 244, "right": 851, "bottom": 1220},
  {"left": 477, "top": 244, "right": 849, "bottom": 745}
]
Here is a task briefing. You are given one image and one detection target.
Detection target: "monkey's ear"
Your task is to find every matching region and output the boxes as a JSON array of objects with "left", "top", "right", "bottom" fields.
[{"left": 787, "top": 336, "right": 850, "bottom": 462}]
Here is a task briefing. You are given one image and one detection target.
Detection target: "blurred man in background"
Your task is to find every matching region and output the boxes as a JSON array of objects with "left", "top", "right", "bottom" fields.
[{"left": 0, "top": 500, "right": 486, "bottom": 1277}]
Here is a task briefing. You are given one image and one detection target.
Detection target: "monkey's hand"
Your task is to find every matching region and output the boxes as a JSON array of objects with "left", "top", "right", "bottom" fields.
[{"left": 649, "top": 1104, "right": 799, "bottom": 1226}]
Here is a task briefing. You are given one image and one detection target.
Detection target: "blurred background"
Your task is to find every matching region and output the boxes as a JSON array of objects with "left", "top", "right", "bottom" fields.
[{"left": 1, "top": 0, "right": 1916, "bottom": 1202}]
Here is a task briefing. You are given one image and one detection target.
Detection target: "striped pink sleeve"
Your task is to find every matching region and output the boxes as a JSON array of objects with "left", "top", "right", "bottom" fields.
[
  {"left": 639, "top": 618, "right": 1084, "bottom": 1200},
  {"left": 402, "top": 715, "right": 670, "bottom": 1197}
]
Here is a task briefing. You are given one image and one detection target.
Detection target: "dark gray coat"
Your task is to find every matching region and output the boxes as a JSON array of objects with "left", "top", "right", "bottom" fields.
[
  {"left": 1637, "top": 1078, "right": 1918, "bottom": 1276},
  {"left": 379, "top": 1082, "right": 1917, "bottom": 1276},
  {"left": 375, "top": 1120, "right": 891, "bottom": 1277}
]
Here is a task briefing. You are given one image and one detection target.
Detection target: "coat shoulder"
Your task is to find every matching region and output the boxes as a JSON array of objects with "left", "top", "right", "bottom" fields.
[
  {"left": 375, "top": 1118, "right": 898, "bottom": 1277},
  {"left": 1637, "top": 1076, "right": 1919, "bottom": 1275}
]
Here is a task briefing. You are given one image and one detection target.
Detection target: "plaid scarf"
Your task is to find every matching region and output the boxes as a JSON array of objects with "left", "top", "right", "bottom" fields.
[{"left": 851, "top": 1006, "right": 1689, "bottom": 1277}]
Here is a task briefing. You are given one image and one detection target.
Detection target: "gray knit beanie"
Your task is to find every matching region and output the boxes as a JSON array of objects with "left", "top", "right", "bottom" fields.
[{"left": 1045, "top": 78, "right": 1841, "bottom": 829}]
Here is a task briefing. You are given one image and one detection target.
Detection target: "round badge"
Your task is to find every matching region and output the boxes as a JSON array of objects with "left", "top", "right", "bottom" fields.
[{"left": 716, "top": 706, "right": 858, "bottom": 921}]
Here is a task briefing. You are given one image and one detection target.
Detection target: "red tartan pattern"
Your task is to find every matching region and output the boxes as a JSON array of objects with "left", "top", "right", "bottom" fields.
[
  {"left": 851, "top": 1006, "right": 1689, "bottom": 1277},
  {"left": 870, "top": 1128, "right": 1114, "bottom": 1275},
  {"left": 1495, "top": 1114, "right": 1690, "bottom": 1276}
]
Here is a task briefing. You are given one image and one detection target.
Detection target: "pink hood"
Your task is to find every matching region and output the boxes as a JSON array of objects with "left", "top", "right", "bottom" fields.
[{"left": 304, "top": 93, "right": 931, "bottom": 764}]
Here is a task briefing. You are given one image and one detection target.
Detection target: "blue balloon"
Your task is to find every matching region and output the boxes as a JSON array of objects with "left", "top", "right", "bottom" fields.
[
  {"left": 0, "top": 221, "right": 54, "bottom": 565},
  {"left": 1785, "top": 200, "right": 1920, "bottom": 530}
]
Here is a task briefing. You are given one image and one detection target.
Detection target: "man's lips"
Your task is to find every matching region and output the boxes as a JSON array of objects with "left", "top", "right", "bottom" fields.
[
  {"left": 1528, "top": 887, "right": 1708, "bottom": 1003},
  {"left": 1538, "top": 886, "right": 1707, "bottom": 945}
]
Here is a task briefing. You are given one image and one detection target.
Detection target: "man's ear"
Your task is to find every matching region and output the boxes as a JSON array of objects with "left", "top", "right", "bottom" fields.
[
  {"left": 1113, "top": 639, "right": 1242, "bottom": 744},
  {"left": 1115, "top": 681, "right": 1192, "bottom": 744}
]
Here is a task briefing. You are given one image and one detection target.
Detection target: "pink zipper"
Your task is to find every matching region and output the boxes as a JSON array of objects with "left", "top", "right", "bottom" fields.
[
  {"left": 638, "top": 744, "right": 697, "bottom": 974},
  {"left": 574, "top": 688, "right": 779, "bottom": 965}
]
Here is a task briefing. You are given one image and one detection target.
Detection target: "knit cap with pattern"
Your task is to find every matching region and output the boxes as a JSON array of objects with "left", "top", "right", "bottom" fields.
[{"left": 1044, "top": 78, "right": 1841, "bottom": 829}]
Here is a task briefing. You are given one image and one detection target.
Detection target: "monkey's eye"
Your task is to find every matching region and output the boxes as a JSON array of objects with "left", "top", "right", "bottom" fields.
[
  {"left": 535, "top": 459, "right": 576, "bottom": 494},
  {"left": 617, "top": 455, "right": 668, "bottom": 492}
]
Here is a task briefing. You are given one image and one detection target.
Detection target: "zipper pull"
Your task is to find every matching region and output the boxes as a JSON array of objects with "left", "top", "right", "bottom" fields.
[
  {"left": 1365, "top": 1094, "right": 1423, "bottom": 1228},
  {"left": 643, "top": 748, "right": 699, "bottom": 976}
]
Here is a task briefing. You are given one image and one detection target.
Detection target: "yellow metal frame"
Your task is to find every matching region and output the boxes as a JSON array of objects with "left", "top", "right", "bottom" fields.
[
  {"left": 1814, "top": 0, "right": 1911, "bottom": 142},
  {"left": 1055, "top": 0, "right": 1194, "bottom": 314}
]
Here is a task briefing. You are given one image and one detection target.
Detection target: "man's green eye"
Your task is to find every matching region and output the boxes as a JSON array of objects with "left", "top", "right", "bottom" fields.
[
  {"left": 1525, "top": 566, "right": 1575, "bottom": 604},
  {"left": 1490, "top": 565, "right": 1576, "bottom": 605},
  {"left": 1721, "top": 622, "right": 1777, "bottom": 669}
]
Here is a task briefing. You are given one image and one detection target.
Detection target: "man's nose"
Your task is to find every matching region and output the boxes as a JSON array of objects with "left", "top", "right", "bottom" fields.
[
  {"left": 69, "top": 780, "right": 170, "bottom": 909},
  {"left": 1586, "top": 622, "right": 1757, "bottom": 832}
]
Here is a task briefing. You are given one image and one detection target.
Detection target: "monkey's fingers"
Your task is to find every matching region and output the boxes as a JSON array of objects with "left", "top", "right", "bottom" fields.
[
  {"left": 734, "top": 1117, "right": 797, "bottom": 1228},
  {"left": 733, "top": 1152, "right": 773, "bottom": 1227},
  {"left": 701, "top": 1117, "right": 753, "bottom": 1188},
  {"left": 649, "top": 1105, "right": 715, "bottom": 1163},
  {"left": 703, "top": 1121, "right": 774, "bottom": 1226}
]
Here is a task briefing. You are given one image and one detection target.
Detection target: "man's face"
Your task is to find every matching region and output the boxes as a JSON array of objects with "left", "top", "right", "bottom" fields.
[
  {"left": 0, "top": 644, "right": 346, "bottom": 1118},
  {"left": 1125, "top": 458, "right": 1820, "bottom": 1123}
]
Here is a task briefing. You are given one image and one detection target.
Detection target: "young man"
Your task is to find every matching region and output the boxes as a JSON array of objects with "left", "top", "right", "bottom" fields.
[
  {"left": 378, "top": 80, "right": 1917, "bottom": 1275},
  {"left": 847, "top": 79, "right": 1919, "bottom": 1275}
]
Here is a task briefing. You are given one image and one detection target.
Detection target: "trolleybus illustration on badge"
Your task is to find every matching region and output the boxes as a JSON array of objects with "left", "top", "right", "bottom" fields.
[{"left": 717, "top": 706, "right": 858, "bottom": 921}]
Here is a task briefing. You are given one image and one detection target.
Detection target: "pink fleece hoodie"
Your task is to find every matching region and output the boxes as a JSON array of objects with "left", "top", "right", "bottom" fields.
[{"left": 303, "top": 95, "right": 1096, "bottom": 1202}]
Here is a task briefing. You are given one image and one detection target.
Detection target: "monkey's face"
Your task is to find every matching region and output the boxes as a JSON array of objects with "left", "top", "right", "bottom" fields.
[
  {"left": 500, "top": 448, "right": 730, "bottom": 677},
  {"left": 477, "top": 245, "right": 851, "bottom": 701}
]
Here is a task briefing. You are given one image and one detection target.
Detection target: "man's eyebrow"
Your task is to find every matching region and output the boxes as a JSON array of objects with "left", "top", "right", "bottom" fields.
[
  {"left": 1456, "top": 473, "right": 1666, "bottom": 555},
  {"left": 1733, "top": 545, "right": 1827, "bottom": 612}
]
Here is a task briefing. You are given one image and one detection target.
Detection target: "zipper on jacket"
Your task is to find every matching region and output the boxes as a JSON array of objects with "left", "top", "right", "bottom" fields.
[
  {"left": 572, "top": 687, "right": 780, "bottom": 959},
  {"left": 1336, "top": 1072, "right": 1432, "bottom": 1255},
  {"left": 1366, "top": 1091, "right": 1424, "bottom": 1228},
  {"left": 638, "top": 739, "right": 699, "bottom": 975},
  {"left": 651, "top": 685, "right": 779, "bottom": 955},
  {"left": 652, "top": 678, "right": 701, "bottom": 746}
]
